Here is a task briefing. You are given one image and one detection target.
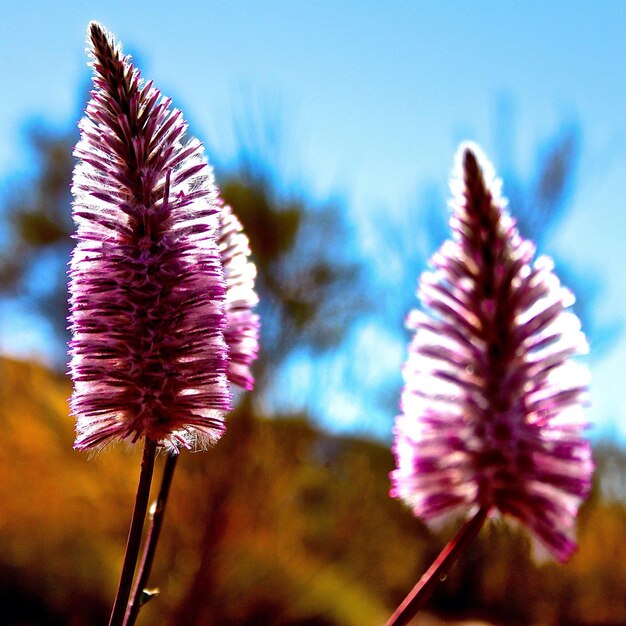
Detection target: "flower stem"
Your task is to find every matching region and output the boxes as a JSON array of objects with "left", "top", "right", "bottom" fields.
[
  {"left": 108, "top": 438, "right": 158, "bottom": 626},
  {"left": 385, "top": 506, "right": 489, "bottom": 626},
  {"left": 123, "top": 453, "right": 179, "bottom": 626}
]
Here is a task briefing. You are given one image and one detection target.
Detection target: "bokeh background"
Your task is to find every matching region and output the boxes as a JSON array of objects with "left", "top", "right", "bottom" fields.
[{"left": 0, "top": 2, "right": 625, "bottom": 625}]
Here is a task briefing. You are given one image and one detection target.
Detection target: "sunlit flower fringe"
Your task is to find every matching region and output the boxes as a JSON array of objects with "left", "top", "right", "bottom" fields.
[
  {"left": 218, "top": 205, "right": 260, "bottom": 391},
  {"left": 391, "top": 143, "right": 593, "bottom": 562},
  {"left": 69, "top": 22, "right": 231, "bottom": 451}
]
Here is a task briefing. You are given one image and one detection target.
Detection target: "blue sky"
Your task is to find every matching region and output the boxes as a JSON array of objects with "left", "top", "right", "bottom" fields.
[{"left": 1, "top": 2, "right": 625, "bottom": 441}]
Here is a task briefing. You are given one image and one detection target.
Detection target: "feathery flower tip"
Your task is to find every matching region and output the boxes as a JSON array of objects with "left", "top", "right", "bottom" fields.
[
  {"left": 391, "top": 142, "right": 593, "bottom": 562},
  {"left": 68, "top": 22, "right": 231, "bottom": 451}
]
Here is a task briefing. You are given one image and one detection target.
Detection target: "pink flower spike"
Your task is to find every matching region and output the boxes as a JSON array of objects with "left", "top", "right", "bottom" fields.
[
  {"left": 68, "top": 22, "right": 231, "bottom": 452},
  {"left": 390, "top": 143, "right": 593, "bottom": 562},
  {"left": 218, "top": 204, "right": 260, "bottom": 391}
]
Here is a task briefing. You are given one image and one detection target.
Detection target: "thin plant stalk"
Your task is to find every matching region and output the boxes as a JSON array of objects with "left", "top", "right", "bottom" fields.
[
  {"left": 109, "top": 439, "right": 158, "bottom": 626},
  {"left": 124, "top": 453, "right": 179, "bottom": 626},
  {"left": 385, "top": 506, "right": 489, "bottom": 626}
]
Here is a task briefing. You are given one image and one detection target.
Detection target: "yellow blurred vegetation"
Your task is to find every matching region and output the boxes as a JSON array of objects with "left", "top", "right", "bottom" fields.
[{"left": 0, "top": 356, "right": 624, "bottom": 625}]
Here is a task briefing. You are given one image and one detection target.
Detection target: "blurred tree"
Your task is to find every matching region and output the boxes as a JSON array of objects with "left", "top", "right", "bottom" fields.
[
  {"left": 368, "top": 123, "right": 621, "bottom": 426},
  {"left": 0, "top": 119, "right": 365, "bottom": 396},
  {"left": 495, "top": 120, "right": 620, "bottom": 354},
  {"left": 382, "top": 124, "right": 618, "bottom": 349},
  {"left": 0, "top": 127, "right": 76, "bottom": 362},
  {"left": 1, "top": 110, "right": 618, "bottom": 425},
  {"left": 1, "top": 119, "right": 364, "bottom": 360},
  {"left": 219, "top": 163, "right": 363, "bottom": 390}
]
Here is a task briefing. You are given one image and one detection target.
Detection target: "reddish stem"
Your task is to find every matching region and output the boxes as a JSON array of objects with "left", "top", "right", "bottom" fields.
[
  {"left": 385, "top": 506, "right": 489, "bottom": 626},
  {"left": 108, "top": 438, "right": 158, "bottom": 626}
]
